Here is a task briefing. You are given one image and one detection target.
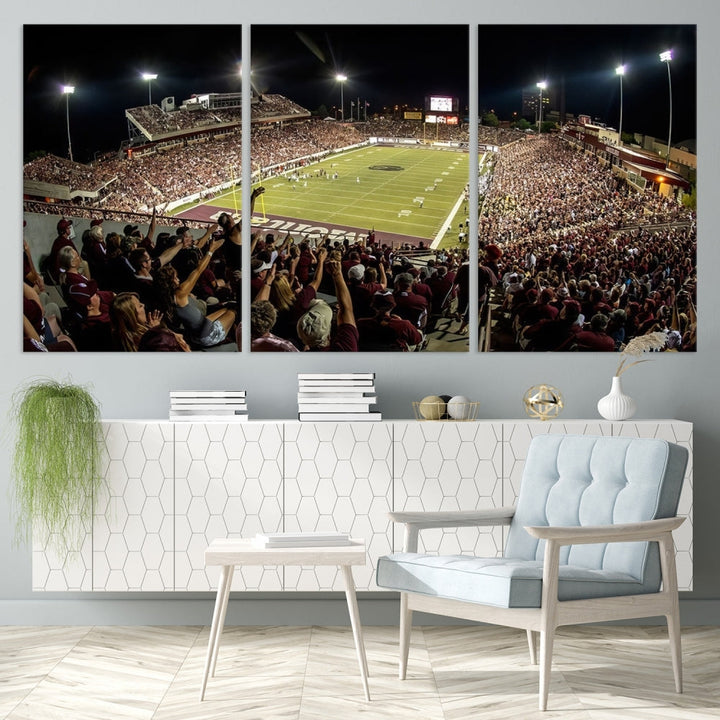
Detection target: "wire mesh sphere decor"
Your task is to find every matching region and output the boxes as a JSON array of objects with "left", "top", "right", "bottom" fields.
[
  {"left": 413, "top": 395, "right": 480, "bottom": 421},
  {"left": 523, "top": 385, "right": 564, "bottom": 421}
]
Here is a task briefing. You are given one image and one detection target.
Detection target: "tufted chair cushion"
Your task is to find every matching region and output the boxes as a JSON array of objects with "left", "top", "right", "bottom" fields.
[{"left": 505, "top": 434, "right": 687, "bottom": 584}]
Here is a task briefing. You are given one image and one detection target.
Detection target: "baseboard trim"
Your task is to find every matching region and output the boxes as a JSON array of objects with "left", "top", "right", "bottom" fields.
[{"left": 1, "top": 596, "right": 718, "bottom": 626}]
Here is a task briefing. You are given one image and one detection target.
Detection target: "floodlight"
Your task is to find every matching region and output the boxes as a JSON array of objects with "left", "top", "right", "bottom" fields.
[
  {"left": 536, "top": 82, "right": 547, "bottom": 133},
  {"left": 336, "top": 74, "right": 348, "bottom": 121},
  {"left": 62, "top": 86, "right": 75, "bottom": 161},
  {"left": 660, "top": 52, "right": 673, "bottom": 165},
  {"left": 142, "top": 73, "right": 158, "bottom": 105},
  {"left": 616, "top": 66, "right": 626, "bottom": 146}
]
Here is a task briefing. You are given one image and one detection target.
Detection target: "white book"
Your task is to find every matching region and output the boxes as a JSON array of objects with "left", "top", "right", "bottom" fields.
[
  {"left": 169, "top": 397, "right": 248, "bottom": 405},
  {"left": 254, "top": 531, "right": 351, "bottom": 547},
  {"left": 296, "top": 395, "right": 376, "bottom": 404},
  {"left": 170, "top": 391, "right": 246, "bottom": 398},
  {"left": 298, "top": 373, "right": 374, "bottom": 381},
  {"left": 253, "top": 538, "right": 353, "bottom": 548},
  {"left": 299, "top": 379, "right": 375, "bottom": 387},
  {"left": 257, "top": 531, "right": 349, "bottom": 542},
  {"left": 296, "top": 386, "right": 375, "bottom": 395},
  {"left": 298, "top": 403, "right": 373, "bottom": 413},
  {"left": 170, "top": 408, "right": 247, "bottom": 415},
  {"left": 170, "top": 414, "right": 248, "bottom": 422},
  {"left": 298, "top": 412, "right": 382, "bottom": 422},
  {"left": 170, "top": 403, "right": 248, "bottom": 411}
]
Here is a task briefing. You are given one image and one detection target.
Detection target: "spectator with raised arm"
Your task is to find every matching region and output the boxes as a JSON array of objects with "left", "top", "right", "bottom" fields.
[
  {"left": 296, "top": 258, "right": 358, "bottom": 351},
  {"left": 154, "top": 236, "right": 236, "bottom": 349}
]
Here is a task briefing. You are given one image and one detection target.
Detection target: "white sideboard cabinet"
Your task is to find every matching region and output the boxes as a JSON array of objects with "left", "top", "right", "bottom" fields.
[{"left": 32, "top": 419, "right": 693, "bottom": 593}]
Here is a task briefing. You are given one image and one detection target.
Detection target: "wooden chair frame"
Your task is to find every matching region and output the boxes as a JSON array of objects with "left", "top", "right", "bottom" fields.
[{"left": 390, "top": 508, "right": 684, "bottom": 711}]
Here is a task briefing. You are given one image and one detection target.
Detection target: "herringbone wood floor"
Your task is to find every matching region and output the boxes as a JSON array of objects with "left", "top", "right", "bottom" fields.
[{"left": 2, "top": 625, "right": 719, "bottom": 719}]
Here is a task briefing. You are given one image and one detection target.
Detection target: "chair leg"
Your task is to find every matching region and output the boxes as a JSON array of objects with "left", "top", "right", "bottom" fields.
[
  {"left": 660, "top": 531, "right": 683, "bottom": 693},
  {"left": 539, "top": 629, "right": 555, "bottom": 712},
  {"left": 399, "top": 592, "right": 412, "bottom": 680},
  {"left": 667, "top": 611, "right": 683, "bottom": 693},
  {"left": 527, "top": 629, "right": 538, "bottom": 665},
  {"left": 538, "top": 538, "right": 560, "bottom": 711}
]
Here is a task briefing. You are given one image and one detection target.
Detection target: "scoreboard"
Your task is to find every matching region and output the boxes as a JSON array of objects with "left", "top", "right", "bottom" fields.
[
  {"left": 429, "top": 96, "right": 452, "bottom": 112},
  {"left": 424, "top": 95, "right": 459, "bottom": 125}
]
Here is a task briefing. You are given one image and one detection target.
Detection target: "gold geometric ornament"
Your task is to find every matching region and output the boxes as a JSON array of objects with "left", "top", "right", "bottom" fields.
[{"left": 523, "top": 384, "right": 564, "bottom": 421}]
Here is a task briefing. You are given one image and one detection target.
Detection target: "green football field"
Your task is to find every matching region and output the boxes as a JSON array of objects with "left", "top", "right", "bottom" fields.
[{"left": 200, "top": 145, "right": 469, "bottom": 245}]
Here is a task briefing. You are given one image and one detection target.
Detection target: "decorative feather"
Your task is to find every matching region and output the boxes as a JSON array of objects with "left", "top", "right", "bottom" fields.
[{"left": 616, "top": 331, "right": 667, "bottom": 376}]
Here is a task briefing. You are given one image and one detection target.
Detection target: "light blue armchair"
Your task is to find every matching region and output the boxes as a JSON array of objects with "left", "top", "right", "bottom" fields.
[{"left": 377, "top": 434, "right": 689, "bottom": 710}]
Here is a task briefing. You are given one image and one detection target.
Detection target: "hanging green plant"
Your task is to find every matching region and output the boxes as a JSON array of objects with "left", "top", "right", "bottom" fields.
[{"left": 10, "top": 378, "right": 103, "bottom": 553}]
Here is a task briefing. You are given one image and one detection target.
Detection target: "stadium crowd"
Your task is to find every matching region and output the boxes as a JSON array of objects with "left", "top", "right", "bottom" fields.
[
  {"left": 476, "top": 135, "right": 696, "bottom": 352},
  {"left": 246, "top": 229, "right": 470, "bottom": 352},
  {"left": 22, "top": 207, "right": 247, "bottom": 352},
  {"left": 123, "top": 95, "right": 309, "bottom": 139},
  {"left": 22, "top": 202, "right": 471, "bottom": 353}
]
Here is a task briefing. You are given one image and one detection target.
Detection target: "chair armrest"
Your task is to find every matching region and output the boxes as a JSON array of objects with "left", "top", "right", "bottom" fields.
[
  {"left": 391, "top": 507, "right": 516, "bottom": 552},
  {"left": 389, "top": 507, "right": 516, "bottom": 530},
  {"left": 525, "top": 516, "right": 685, "bottom": 546}
]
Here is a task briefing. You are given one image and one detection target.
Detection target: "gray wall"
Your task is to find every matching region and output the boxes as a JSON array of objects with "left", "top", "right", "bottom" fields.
[{"left": 3, "top": 0, "right": 718, "bottom": 625}]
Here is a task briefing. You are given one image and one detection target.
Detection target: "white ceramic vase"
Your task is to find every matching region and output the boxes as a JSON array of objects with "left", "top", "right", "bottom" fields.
[{"left": 597, "top": 375, "right": 636, "bottom": 421}]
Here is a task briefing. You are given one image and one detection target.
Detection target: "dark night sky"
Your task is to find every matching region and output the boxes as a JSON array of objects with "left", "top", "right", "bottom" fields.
[
  {"left": 477, "top": 25, "right": 696, "bottom": 142},
  {"left": 23, "top": 24, "right": 695, "bottom": 164},
  {"left": 24, "top": 25, "right": 243, "bottom": 162},
  {"left": 250, "top": 25, "right": 469, "bottom": 115}
]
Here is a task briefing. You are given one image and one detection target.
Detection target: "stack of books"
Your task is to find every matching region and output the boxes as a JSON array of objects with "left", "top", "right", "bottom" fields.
[
  {"left": 253, "top": 531, "right": 352, "bottom": 548},
  {"left": 169, "top": 391, "right": 248, "bottom": 422},
  {"left": 297, "top": 373, "right": 381, "bottom": 421}
]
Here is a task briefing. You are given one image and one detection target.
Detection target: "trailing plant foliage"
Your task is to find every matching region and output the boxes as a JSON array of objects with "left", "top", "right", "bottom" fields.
[{"left": 11, "top": 379, "right": 103, "bottom": 552}]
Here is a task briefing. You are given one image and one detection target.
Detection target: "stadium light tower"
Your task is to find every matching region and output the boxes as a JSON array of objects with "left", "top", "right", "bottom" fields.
[
  {"left": 336, "top": 73, "right": 347, "bottom": 121},
  {"left": 536, "top": 81, "right": 547, "bottom": 133},
  {"left": 615, "top": 65, "right": 625, "bottom": 146},
  {"left": 142, "top": 73, "right": 158, "bottom": 105},
  {"left": 62, "top": 85, "right": 75, "bottom": 162},
  {"left": 659, "top": 50, "right": 673, "bottom": 166}
]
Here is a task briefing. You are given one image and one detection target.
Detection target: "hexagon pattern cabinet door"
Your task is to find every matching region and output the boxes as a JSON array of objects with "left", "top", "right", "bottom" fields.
[
  {"left": 32, "top": 513, "right": 92, "bottom": 591},
  {"left": 393, "top": 422, "right": 503, "bottom": 559},
  {"left": 174, "top": 422, "right": 284, "bottom": 591},
  {"left": 93, "top": 422, "right": 174, "bottom": 591},
  {"left": 283, "top": 422, "right": 393, "bottom": 591}
]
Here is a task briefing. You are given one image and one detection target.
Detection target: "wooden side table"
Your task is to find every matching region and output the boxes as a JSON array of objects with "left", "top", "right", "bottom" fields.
[{"left": 200, "top": 538, "right": 370, "bottom": 701}]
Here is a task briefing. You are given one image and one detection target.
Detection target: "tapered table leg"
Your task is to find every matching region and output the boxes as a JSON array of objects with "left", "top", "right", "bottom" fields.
[
  {"left": 200, "top": 564, "right": 234, "bottom": 700},
  {"left": 210, "top": 565, "right": 235, "bottom": 677},
  {"left": 342, "top": 565, "right": 370, "bottom": 701}
]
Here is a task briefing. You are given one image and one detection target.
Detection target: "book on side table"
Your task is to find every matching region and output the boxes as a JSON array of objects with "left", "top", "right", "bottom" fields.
[{"left": 253, "top": 531, "right": 352, "bottom": 548}]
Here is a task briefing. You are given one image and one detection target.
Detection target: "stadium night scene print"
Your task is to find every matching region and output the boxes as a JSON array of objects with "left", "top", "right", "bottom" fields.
[
  {"left": 474, "top": 24, "right": 695, "bottom": 353},
  {"left": 247, "top": 25, "right": 470, "bottom": 352},
  {"left": 22, "top": 23, "right": 695, "bottom": 353}
]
